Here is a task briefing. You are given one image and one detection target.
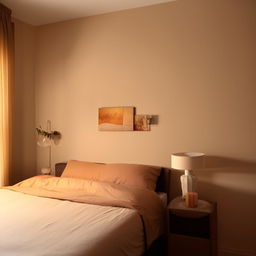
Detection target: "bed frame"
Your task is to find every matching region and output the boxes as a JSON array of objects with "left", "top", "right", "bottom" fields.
[{"left": 55, "top": 162, "right": 170, "bottom": 256}]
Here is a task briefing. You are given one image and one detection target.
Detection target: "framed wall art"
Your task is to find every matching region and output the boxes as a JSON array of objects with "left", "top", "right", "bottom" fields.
[
  {"left": 98, "top": 107, "right": 134, "bottom": 131},
  {"left": 134, "top": 115, "right": 151, "bottom": 131}
]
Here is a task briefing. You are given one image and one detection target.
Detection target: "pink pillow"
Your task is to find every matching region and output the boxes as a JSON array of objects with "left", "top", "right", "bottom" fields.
[{"left": 61, "top": 160, "right": 161, "bottom": 191}]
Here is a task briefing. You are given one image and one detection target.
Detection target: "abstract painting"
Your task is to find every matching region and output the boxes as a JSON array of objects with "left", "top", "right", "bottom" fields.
[
  {"left": 134, "top": 115, "right": 151, "bottom": 131},
  {"left": 98, "top": 107, "right": 134, "bottom": 131}
]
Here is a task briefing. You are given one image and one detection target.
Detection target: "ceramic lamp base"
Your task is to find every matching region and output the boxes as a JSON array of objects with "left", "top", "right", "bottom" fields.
[{"left": 180, "top": 170, "right": 197, "bottom": 198}]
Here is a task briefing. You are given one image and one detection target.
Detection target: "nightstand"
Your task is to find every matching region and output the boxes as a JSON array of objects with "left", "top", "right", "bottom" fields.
[{"left": 167, "top": 197, "right": 217, "bottom": 256}]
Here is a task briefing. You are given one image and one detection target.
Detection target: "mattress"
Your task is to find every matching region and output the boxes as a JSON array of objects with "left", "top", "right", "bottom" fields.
[{"left": 0, "top": 189, "right": 145, "bottom": 256}]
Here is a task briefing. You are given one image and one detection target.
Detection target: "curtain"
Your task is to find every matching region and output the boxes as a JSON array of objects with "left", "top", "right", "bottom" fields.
[{"left": 0, "top": 3, "right": 13, "bottom": 186}]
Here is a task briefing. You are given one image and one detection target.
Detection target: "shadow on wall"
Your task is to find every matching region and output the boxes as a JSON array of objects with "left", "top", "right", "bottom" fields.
[
  {"left": 170, "top": 155, "right": 256, "bottom": 197},
  {"left": 170, "top": 156, "right": 256, "bottom": 255},
  {"left": 204, "top": 155, "right": 256, "bottom": 170}
]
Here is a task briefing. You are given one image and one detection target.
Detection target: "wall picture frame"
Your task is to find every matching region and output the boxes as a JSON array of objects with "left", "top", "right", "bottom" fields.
[
  {"left": 98, "top": 107, "right": 134, "bottom": 131},
  {"left": 134, "top": 115, "right": 151, "bottom": 131}
]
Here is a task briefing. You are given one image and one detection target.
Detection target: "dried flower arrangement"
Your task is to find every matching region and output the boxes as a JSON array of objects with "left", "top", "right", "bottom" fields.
[{"left": 36, "top": 126, "right": 61, "bottom": 140}]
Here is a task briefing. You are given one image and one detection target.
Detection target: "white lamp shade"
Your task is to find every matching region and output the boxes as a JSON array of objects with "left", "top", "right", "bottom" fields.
[{"left": 171, "top": 152, "right": 205, "bottom": 170}]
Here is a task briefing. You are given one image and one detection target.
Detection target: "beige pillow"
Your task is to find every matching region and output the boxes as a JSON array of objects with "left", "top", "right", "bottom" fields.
[{"left": 61, "top": 160, "right": 161, "bottom": 191}]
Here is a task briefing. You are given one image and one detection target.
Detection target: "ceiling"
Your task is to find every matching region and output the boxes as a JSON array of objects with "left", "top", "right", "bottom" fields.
[{"left": 1, "top": 0, "right": 176, "bottom": 26}]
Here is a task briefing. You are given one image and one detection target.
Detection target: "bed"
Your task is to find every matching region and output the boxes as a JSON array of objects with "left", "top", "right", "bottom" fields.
[{"left": 0, "top": 160, "right": 170, "bottom": 256}]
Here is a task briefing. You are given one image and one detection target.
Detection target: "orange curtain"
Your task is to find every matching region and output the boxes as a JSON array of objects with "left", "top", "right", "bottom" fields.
[{"left": 0, "top": 3, "right": 13, "bottom": 186}]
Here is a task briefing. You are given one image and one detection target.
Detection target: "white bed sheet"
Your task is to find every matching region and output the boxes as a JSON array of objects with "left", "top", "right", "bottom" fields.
[{"left": 0, "top": 189, "right": 145, "bottom": 256}]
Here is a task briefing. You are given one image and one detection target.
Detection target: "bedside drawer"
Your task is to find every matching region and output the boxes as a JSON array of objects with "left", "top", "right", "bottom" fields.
[
  {"left": 169, "top": 213, "right": 210, "bottom": 238},
  {"left": 169, "top": 234, "right": 210, "bottom": 256}
]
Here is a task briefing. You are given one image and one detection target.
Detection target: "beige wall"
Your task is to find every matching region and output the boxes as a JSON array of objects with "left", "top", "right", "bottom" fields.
[
  {"left": 34, "top": 0, "right": 256, "bottom": 255},
  {"left": 12, "top": 19, "right": 36, "bottom": 183}
]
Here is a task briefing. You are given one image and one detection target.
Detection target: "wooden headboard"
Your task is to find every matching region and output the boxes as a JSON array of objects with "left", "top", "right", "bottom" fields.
[{"left": 55, "top": 162, "right": 170, "bottom": 203}]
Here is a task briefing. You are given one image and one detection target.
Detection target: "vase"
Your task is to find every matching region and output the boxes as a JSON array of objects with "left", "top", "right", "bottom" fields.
[{"left": 37, "top": 134, "right": 51, "bottom": 147}]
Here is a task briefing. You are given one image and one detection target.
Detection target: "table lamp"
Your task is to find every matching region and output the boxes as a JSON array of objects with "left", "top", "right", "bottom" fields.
[
  {"left": 36, "top": 120, "right": 61, "bottom": 175},
  {"left": 171, "top": 152, "right": 205, "bottom": 198}
]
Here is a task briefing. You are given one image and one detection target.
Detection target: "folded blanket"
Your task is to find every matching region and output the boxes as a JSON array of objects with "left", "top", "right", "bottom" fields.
[{"left": 6, "top": 175, "right": 165, "bottom": 247}]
